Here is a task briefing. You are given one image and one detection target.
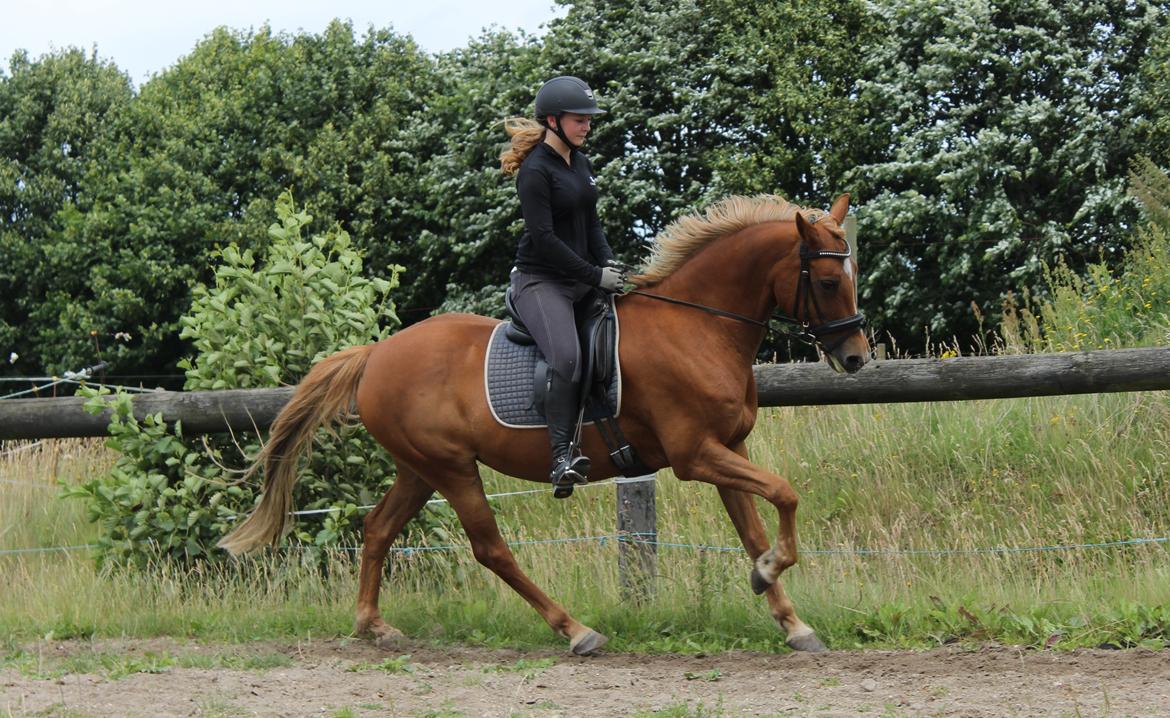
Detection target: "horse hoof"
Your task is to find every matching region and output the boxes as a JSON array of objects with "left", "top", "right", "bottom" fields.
[
  {"left": 750, "top": 567, "right": 772, "bottom": 595},
  {"left": 787, "top": 632, "right": 827, "bottom": 653},
  {"left": 570, "top": 630, "right": 608, "bottom": 656}
]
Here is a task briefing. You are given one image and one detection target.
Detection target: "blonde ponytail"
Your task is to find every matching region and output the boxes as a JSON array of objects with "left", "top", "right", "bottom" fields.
[{"left": 499, "top": 117, "right": 546, "bottom": 176}]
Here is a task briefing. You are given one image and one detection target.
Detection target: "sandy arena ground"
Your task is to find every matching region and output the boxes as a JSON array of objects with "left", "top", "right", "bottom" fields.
[{"left": 3, "top": 638, "right": 1169, "bottom": 717}]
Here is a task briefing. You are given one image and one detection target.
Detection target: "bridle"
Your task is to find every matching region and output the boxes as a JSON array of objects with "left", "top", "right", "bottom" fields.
[
  {"left": 788, "top": 240, "right": 868, "bottom": 352},
  {"left": 623, "top": 220, "right": 866, "bottom": 353}
]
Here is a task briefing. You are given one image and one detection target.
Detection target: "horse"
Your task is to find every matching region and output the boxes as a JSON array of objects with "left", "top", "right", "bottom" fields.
[{"left": 219, "top": 193, "right": 870, "bottom": 655}]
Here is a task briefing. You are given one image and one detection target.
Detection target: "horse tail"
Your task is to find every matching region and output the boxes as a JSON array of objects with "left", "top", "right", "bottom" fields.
[{"left": 218, "top": 344, "right": 375, "bottom": 556}]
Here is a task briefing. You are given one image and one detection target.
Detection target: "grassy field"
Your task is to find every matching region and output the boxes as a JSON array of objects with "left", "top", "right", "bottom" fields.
[{"left": 3, "top": 388, "right": 1170, "bottom": 653}]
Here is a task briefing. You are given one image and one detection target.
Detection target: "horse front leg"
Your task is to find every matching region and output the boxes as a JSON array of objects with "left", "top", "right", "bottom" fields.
[
  {"left": 671, "top": 438, "right": 811, "bottom": 631},
  {"left": 716, "top": 444, "right": 825, "bottom": 652}
]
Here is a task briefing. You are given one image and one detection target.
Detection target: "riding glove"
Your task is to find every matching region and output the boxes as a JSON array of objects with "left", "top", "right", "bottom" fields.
[{"left": 598, "top": 266, "right": 626, "bottom": 292}]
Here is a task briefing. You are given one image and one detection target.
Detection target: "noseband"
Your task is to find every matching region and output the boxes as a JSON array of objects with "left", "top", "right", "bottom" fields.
[{"left": 626, "top": 224, "right": 866, "bottom": 353}]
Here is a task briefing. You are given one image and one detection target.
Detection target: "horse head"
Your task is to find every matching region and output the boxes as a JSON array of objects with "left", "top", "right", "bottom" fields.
[{"left": 775, "top": 193, "right": 870, "bottom": 374}]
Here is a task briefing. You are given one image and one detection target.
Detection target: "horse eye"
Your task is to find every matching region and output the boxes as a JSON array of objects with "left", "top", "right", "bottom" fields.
[{"left": 819, "top": 279, "right": 839, "bottom": 291}]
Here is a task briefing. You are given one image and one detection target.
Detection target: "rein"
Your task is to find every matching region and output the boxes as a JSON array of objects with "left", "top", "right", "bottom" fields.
[
  {"left": 623, "top": 235, "right": 866, "bottom": 351},
  {"left": 625, "top": 290, "right": 769, "bottom": 329}
]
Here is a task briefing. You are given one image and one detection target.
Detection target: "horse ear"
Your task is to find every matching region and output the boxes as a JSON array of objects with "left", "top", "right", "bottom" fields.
[
  {"left": 829, "top": 193, "right": 851, "bottom": 224},
  {"left": 794, "top": 210, "right": 816, "bottom": 241}
]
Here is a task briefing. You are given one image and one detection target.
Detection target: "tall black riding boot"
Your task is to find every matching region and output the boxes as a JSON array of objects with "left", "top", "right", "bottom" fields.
[{"left": 545, "top": 371, "right": 591, "bottom": 499}]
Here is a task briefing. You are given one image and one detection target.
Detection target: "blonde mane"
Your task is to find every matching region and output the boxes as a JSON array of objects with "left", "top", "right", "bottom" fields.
[{"left": 632, "top": 194, "right": 830, "bottom": 286}]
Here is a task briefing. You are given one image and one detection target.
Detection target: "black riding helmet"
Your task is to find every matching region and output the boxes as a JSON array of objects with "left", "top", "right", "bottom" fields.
[{"left": 534, "top": 76, "right": 605, "bottom": 150}]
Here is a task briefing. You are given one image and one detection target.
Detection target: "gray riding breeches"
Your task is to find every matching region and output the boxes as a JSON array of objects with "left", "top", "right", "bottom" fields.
[{"left": 509, "top": 269, "right": 593, "bottom": 383}]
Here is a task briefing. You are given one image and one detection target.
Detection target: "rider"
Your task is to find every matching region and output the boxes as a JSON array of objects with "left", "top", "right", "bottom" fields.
[{"left": 499, "top": 75, "right": 626, "bottom": 498}]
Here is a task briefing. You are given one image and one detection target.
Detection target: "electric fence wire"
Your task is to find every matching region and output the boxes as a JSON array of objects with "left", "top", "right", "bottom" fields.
[
  {"left": 290, "top": 532, "right": 1170, "bottom": 557},
  {"left": 0, "top": 362, "right": 108, "bottom": 400},
  {"left": 0, "top": 545, "right": 98, "bottom": 556},
  {"left": 1, "top": 376, "right": 71, "bottom": 400},
  {"left": 59, "top": 378, "right": 161, "bottom": 394},
  {"left": 0, "top": 441, "right": 46, "bottom": 458},
  {"left": 0, "top": 478, "right": 56, "bottom": 488},
  {"left": 0, "top": 377, "right": 64, "bottom": 382}
]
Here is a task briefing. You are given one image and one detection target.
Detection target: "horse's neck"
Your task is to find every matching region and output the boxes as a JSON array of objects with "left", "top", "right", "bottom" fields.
[
  {"left": 655, "top": 226, "right": 788, "bottom": 320},
  {"left": 650, "top": 225, "right": 793, "bottom": 356}
]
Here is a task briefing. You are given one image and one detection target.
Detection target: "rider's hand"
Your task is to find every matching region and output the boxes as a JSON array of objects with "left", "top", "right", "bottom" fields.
[{"left": 598, "top": 266, "right": 627, "bottom": 293}]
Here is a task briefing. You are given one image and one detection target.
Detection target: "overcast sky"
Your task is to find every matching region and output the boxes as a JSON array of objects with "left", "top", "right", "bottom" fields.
[{"left": 1, "top": 0, "right": 567, "bottom": 85}]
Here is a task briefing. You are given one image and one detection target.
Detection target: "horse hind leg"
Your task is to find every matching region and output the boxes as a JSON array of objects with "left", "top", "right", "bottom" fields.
[
  {"left": 717, "top": 477, "right": 826, "bottom": 653},
  {"left": 434, "top": 461, "right": 607, "bottom": 656},
  {"left": 355, "top": 463, "right": 435, "bottom": 647}
]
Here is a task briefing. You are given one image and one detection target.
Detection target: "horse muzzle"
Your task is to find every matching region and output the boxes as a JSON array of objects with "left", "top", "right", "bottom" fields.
[{"left": 812, "top": 314, "right": 868, "bottom": 374}]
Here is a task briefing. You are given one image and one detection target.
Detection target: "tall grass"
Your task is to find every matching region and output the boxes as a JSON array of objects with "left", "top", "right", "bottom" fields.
[
  {"left": 0, "top": 440, "right": 102, "bottom": 555},
  {"left": 4, "top": 387, "right": 1169, "bottom": 652}
]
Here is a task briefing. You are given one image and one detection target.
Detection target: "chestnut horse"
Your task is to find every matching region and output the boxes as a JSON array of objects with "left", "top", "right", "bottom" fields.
[{"left": 219, "top": 193, "right": 869, "bottom": 655}]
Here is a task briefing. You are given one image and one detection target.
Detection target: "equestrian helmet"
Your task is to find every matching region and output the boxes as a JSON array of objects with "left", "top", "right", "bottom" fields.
[{"left": 534, "top": 76, "right": 606, "bottom": 121}]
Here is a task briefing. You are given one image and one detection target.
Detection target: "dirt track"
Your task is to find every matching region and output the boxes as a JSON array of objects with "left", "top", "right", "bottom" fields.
[{"left": 3, "top": 638, "right": 1169, "bottom": 717}]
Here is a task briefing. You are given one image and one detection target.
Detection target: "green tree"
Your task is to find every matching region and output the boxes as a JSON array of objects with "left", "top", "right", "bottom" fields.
[
  {"left": 12, "top": 22, "right": 436, "bottom": 376},
  {"left": 1004, "top": 158, "right": 1170, "bottom": 352},
  {"left": 1135, "top": 18, "right": 1170, "bottom": 168},
  {"left": 703, "top": 0, "right": 881, "bottom": 203},
  {"left": 8, "top": 1, "right": 1165, "bottom": 372},
  {"left": 849, "top": 0, "right": 1169, "bottom": 350},
  {"left": 389, "top": 31, "right": 545, "bottom": 318},
  {"left": 0, "top": 49, "right": 133, "bottom": 376}
]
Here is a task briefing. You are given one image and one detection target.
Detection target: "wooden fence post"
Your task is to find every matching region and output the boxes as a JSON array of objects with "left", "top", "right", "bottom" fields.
[
  {"left": 843, "top": 213, "right": 858, "bottom": 257},
  {"left": 616, "top": 474, "right": 657, "bottom": 602}
]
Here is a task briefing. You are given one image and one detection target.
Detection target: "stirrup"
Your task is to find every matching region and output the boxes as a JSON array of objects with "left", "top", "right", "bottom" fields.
[{"left": 551, "top": 455, "right": 591, "bottom": 499}]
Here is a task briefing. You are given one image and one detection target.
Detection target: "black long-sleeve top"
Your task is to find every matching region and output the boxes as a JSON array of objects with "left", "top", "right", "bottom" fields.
[{"left": 514, "top": 142, "right": 613, "bottom": 285}]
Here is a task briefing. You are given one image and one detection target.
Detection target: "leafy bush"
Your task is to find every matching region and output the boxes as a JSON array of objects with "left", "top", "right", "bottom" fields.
[
  {"left": 177, "top": 193, "right": 400, "bottom": 389},
  {"left": 65, "top": 192, "right": 455, "bottom": 566},
  {"left": 1002, "top": 158, "right": 1170, "bottom": 352}
]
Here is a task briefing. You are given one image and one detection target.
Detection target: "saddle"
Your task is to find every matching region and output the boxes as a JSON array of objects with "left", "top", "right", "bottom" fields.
[
  {"left": 502, "top": 286, "right": 616, "bottom": 407},
  {"left": 485, "top": 287, "right": 651, "bottom": 478}
]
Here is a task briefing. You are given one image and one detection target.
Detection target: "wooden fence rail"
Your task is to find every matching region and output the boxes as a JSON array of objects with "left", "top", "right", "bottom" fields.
[
  {"left": 0, "top": 386, "right": 296, "bottom": 441},
  {"left": 2, "top": 347, "right": 1168, "bottom": 441},
  {"left": 753, "top": 345, "right": 1170, "bottom": 406}
]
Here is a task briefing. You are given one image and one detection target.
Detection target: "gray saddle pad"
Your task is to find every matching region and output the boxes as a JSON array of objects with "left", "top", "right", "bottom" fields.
[{"left": 484, "top": 322, "right": 623, "bottom": 429}]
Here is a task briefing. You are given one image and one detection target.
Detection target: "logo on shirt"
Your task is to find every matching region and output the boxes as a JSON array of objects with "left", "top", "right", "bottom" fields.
[{"left": 589, "top": 175, "right": 597, "bottom": 187}]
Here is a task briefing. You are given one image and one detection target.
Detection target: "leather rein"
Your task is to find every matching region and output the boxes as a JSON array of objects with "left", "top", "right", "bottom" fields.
[{"left": 623, "top": 235, "right": 867, "bottom": 352}]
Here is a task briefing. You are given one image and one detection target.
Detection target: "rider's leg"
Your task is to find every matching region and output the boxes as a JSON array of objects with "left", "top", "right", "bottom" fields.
[
  {"left": 509, "top": 271, "right": 590, "bottom": 495},
  {"left": 544, "top": 367, "right": 590, "bottom": 495}
]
